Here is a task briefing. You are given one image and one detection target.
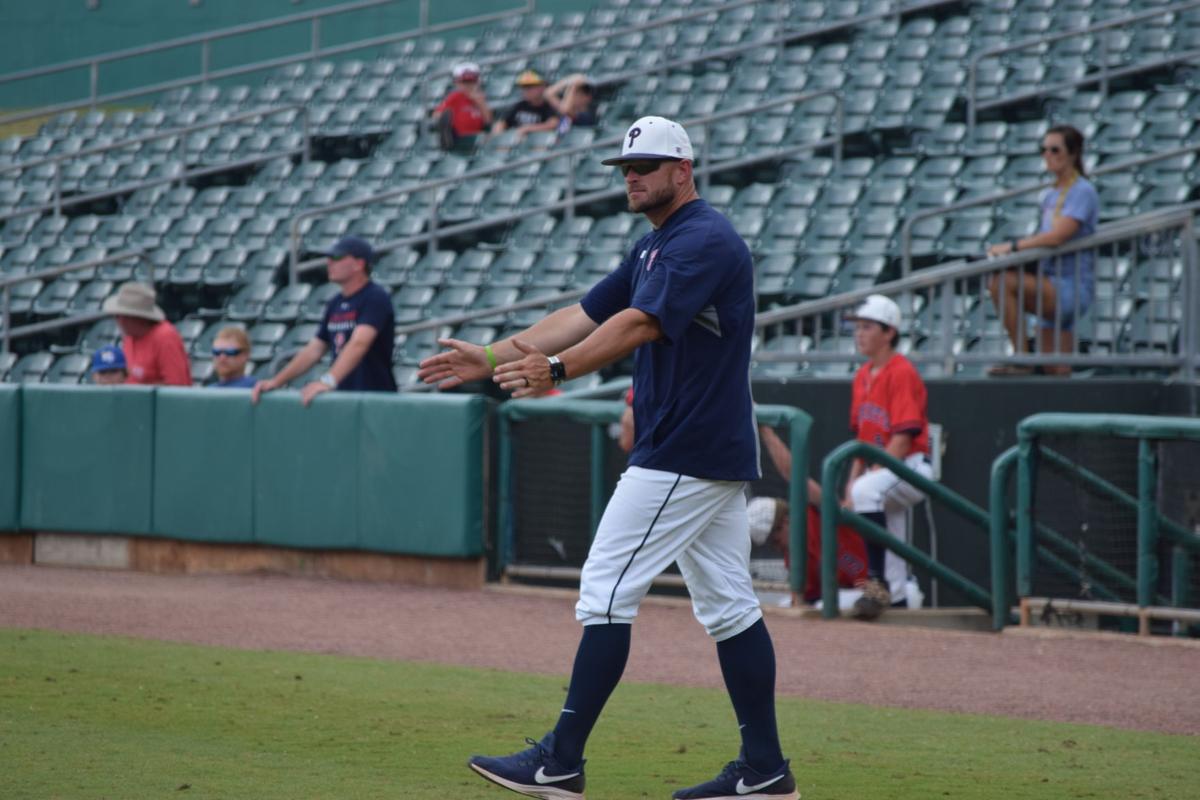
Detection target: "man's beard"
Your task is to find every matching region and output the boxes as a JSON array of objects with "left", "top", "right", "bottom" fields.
[{"left": 627, "top": 183, "right": 676, "bottom": 214}]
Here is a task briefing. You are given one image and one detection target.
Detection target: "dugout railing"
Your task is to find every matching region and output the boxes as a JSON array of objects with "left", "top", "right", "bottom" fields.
[
  {"left": 818, "top": 440, "right": 995, "bottom": 619},
  {"left": 999, "top": 413, "right": 1200, "bottom": 635},
  {"left": 496, "top": 398, "right": 814, "bottom": 595}
]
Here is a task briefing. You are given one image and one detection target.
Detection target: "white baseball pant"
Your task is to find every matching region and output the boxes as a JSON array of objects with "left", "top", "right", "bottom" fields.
[
  {"left": 576, "top": 466, "right": 763, "bottom": 642},
  {"left": 849, "top": 453, "right": 935, "bottom": 604}
]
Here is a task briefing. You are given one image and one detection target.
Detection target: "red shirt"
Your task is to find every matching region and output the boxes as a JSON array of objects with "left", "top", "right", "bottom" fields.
[
  {"left": 123, "top": 321, "right": 191, "bottom": 386},
  {"left": 849, "top": 353, "right": 928, "bottom": 455},
  {"left": 435, "top": 90, "right": 487, "bottom": 136}
]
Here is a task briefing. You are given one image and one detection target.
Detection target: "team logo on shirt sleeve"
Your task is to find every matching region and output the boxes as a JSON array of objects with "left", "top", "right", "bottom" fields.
[{"left": 645, "top": 248, "right": 660, "bottom": 271}]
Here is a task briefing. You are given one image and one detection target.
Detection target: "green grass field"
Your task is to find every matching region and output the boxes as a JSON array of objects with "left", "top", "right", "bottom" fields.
[{"left": 0, "top": 628, "right": 1194, "bottom": 800}]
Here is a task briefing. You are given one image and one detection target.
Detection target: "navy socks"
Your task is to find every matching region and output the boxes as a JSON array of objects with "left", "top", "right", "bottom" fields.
[
  {"left": 716, "top": 619, "right": 785, "bottom": 774},
  {"left": 861, "top": 511, "right": 888, "bottom": 579},
  {"left": 551, "top": 623, "right": 631, "bottom": 767}
]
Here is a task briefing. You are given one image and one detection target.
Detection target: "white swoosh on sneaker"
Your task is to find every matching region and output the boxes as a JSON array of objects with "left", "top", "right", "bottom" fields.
[
  {"left": 736, "top": 774, "right": 785, "bottom": 794},
  {"left": 534, "top": 767, "right": 581, "bottom": 784}
]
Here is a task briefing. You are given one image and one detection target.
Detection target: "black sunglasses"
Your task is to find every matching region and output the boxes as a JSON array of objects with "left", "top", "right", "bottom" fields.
[
  {"left": 1040, "top": 145, "right": 1063, "bottom": 154},
  {"left": 212, "top": 347, "right": 244, "bottom": 357},
  {"left": 619, "top": 159, "right": 677, "bottom": 177}
]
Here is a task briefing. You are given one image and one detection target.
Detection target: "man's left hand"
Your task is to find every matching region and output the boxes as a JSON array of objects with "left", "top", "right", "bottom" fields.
[
  {"left": 300, "top": 381, "right": 333, "bottom": 406},
  {"left": 492, "top": 339, "right": 553, "bottom": 398}
]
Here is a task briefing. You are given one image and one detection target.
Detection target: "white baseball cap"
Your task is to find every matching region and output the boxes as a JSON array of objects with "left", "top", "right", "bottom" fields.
[
  {"left": 452, "top": 62, "right": 481, "bottom": 80},
  {"left": 747, "top": 497, "right": 781, "bottom": 546},
  {"left": 602, "top": 115, "right": 694, "bottom": 165},
  {"left": 847, "top": 294, "right": 902, "bottom": 330}
]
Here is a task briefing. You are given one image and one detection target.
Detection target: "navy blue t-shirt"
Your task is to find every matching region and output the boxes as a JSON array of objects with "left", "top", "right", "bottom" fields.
[
  {"left": 316, "top": 281, "right": 397, "bottom": 392},
  {"left": 581, "top": 199, "right": 760, "bottom": 481}
]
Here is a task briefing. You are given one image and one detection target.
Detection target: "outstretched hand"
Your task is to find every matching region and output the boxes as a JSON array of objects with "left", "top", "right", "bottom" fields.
[
  {"left": 418, "top": 338, "right": 492, "bottom": 390},
  {"left": 492, "top": 339, "right": 555, "bottom": 398}
]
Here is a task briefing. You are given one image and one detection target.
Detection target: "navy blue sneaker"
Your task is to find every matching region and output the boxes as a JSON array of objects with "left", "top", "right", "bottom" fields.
[
  {"left": 672, "top": 757, "right": 798, "bottom": 800},
  {"left": 468, "top": 732, "right": 586, "bottom": 800}
]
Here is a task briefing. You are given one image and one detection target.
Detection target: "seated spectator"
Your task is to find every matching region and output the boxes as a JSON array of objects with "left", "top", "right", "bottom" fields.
[
  {"left": 492, "top": 69, "right": 559, "bottom": 136},
  {"left": 986, "top": 125, "right": 1099, "bottom": 376},
  {"left": 210, "top": 326, "right": 256, "bottom": 388},
  {"left": 89, "top": 344, "right": 127, "bottom": 385},
  {"left": 546, "top": 73, "right": 598, "bottom": 135},
  {"left": 101, "top": 282, "right": 191, "bottom": 386},
  {"left": 252, "top": 236, "right": 396, "bottom": 407},
  {"left": 432, "top": 62, "right": 493, "bottom": 152}
]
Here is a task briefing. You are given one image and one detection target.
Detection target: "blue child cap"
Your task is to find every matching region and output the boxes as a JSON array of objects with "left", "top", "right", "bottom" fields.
[
  {"left": 324, "top": 235, "right": 375, "bottom": 265},
  {"left": 90, "top": 344, "right": 127, "bottom": 373}
]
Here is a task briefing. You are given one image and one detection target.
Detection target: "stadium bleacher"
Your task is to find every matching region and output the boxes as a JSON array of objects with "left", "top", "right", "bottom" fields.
[{"left": 0, "top": 0, "right": 1198, "bottom": 384}]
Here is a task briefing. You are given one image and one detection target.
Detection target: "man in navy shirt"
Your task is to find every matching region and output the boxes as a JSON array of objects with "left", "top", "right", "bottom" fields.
[
  {"left": 252, "top": 235, "right": 396, "bottom": 405},
  {"left": 421, "top": 117, "right": 796, "bottom": 800}
]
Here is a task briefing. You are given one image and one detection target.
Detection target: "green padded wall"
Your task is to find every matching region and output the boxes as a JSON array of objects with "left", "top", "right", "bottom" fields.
[
  {"left": 0, "top": 385, "right": 19, "bottom": 530},
  {"left": 357, "top": 394, "right": 486, "bottom": 556},
  {"left": 14, "top": 387, "right": 488, "bottom": 557},
  {"left": 153, "top": 388, "right": 255, "bottom": 543},
  {"left": 252, "top": 392, "right": 362, "bottom": 550},
  {"left": 20, "top": 385, "right": 155, "bottom": 535}
]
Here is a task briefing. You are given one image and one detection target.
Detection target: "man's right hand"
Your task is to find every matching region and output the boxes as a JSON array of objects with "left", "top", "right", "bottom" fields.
[
  {"left": 251, "top": 378, "right": 279, "bottom": 405},
  {"left": 418, "top": 338, "right": 491, "bottom": 390}
]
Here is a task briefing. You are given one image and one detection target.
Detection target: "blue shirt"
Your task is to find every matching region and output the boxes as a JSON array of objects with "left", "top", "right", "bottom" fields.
[
  {"left": 215, "top": 375, "right": 257, "bottom": 388},
  {"left": 582, "top": 199, "right": 760, "bottom": 481},
  {"left": 1038, "top": 176, "right": 1099, "bottom": 289},
  {"left": 316, "top": 281, "right": 397, "bottom": 392}
]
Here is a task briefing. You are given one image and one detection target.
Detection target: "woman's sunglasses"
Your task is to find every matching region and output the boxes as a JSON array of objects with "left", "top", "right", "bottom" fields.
[{"left": 1040, "top": 145, "right": 1063, "bottom": 154}]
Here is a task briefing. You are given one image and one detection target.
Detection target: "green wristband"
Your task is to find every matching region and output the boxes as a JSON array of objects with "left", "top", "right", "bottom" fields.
[{"left": 484, "top": 344, "right": 498, "bottom": 371}]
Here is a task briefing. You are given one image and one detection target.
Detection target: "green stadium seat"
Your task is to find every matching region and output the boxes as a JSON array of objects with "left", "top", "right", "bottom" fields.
[
  {"left": 392, "top": 285, "right": 436, "bottom": 324},
  {"left": 262, "top": 283, "right": 312, "bottom": 324},
  {"left": 247, "top": 321, "right": 287, "bottom": 362},
  {"left": 32, "top": 278, "right": 81, "bottom": 318},
  {"left": 482, "top": 251, "right": 538, "bottom": 288},
  {"left": 276, "top": 322, "right": 320, "bottom": 357},
  {"left": 66, "top": 279, "right": 114, "bottom": 315},
  {"left": 430, "top": 286, "right": 478, "bottom": 318},
  {"left": 10, "top": 351, "right": 54, "bottom": 383},
  {"left": 45, "top": 352, "right": 89, "bottom": 384},
  {"left": 225, "top": 282, "right": 276, "bottom": 322},
  {"left": 406, "top": 250, "right": 456, "bottom": 288}
]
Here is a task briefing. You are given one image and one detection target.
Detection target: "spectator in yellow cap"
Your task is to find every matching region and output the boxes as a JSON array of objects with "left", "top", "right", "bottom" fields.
[{"left": 492, "top": 69, "right": 559, "bottom": 137}]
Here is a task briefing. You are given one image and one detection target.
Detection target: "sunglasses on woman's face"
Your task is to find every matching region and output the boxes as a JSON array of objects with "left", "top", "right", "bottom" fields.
[
  {"left": 1040, "top": 145, "right": 1063, "bottom": 154},
  {"left": 212, "top": 347, "right": 244, "bottom": 357}
]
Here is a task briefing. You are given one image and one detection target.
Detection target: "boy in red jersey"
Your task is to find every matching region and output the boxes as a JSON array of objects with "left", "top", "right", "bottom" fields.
[{"left": 844, "top": 295, "right": 933, "bottom": 620}]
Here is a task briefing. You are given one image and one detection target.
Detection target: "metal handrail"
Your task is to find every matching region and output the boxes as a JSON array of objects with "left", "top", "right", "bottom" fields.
[
  {"left": 288, "top": 88, "right": 845, "bottom": 282},
  {"left": 966, "top": 0, "right": 1200, "bottom": 136},
  {"left": 1015, "top": 412, "right": 1200, "bottom": 611},
  {"left": 771, "top": 207, "right": 1195, "bottom": 325},
  {"left": 0, "top": 103, "right": 309, "bottom": 222},
  {"left": 1, "top": 248, "right": 154, "bottom": 354},
  {"left": 818, "top": 439, "right": 994, "bottom": 619},
  {"left": 0, "top": 0, "right": 533, "bottom": 127},
  {"left": 900, "top": 141, "right": 1200, "bottom": 276}
]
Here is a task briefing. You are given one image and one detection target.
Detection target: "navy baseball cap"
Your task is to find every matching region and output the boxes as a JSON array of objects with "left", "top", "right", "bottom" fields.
[
  {"left": 324, "top": 235, "right": 375, "bottom": 265},
  {"left": 90, "top": 344, "right": 127, "bottom": 373}
]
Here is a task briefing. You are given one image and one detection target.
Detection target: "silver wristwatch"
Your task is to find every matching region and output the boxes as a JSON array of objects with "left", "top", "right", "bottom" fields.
[{"left": 319, "top": 372, "right": 338, "bottom": 389}]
